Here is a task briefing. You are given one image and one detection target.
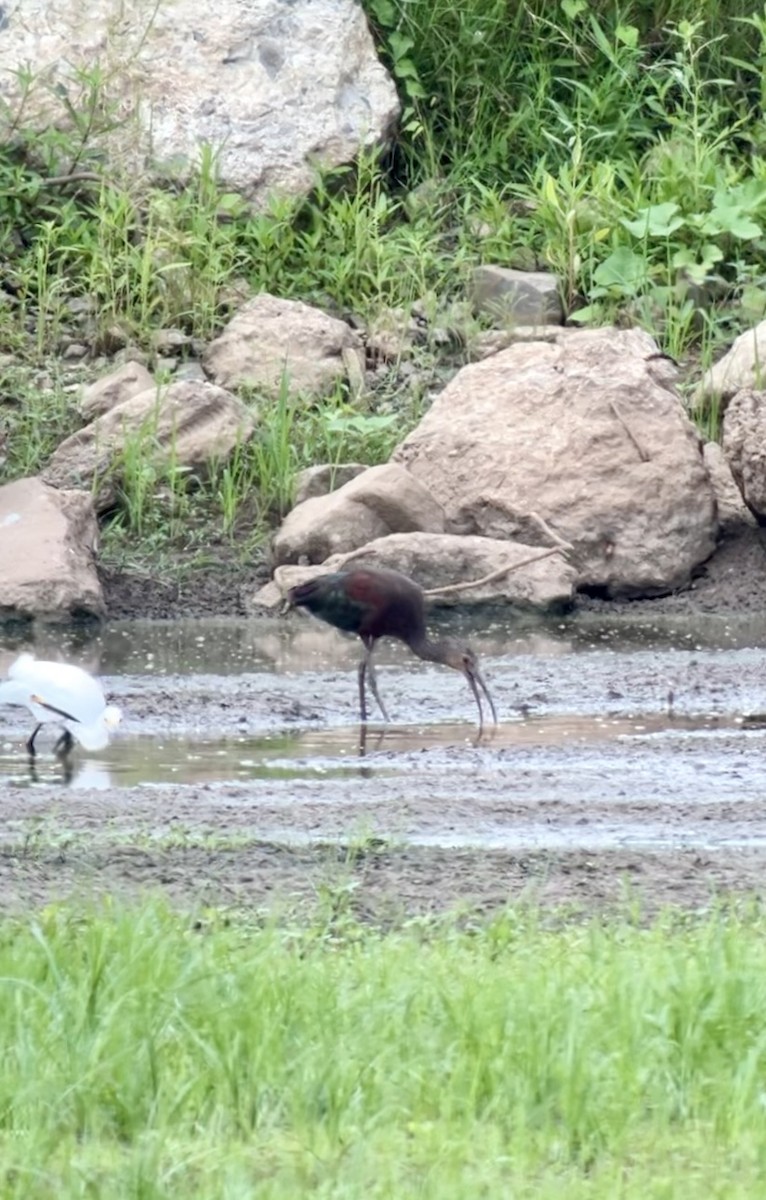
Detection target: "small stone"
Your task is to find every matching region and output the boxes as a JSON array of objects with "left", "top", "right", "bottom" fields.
[
  {"left": 204, "top": 293, "right": 362, "bottom": 399},
  {"left": 65, "top": 295, "right": 97, "bottom": 317},
  {"left": 154, "top": 328, "right": 194, "bottom": 353},
  {"left": 61, "top": 342, "right": 88, "bottom": 361},
  {"left": 155, "top": 356, "right": 179, "bottom": 374},
  {"left": 471, "top": 265, "right": 564, "bottom": 325},
  {"left": 173, "top": 361, "right": 207, "bottom": 383}
]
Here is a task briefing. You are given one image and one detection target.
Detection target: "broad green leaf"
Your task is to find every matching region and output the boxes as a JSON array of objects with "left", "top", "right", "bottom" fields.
[
  {"left": 702, "top": 206, "right": 762, "bottom": 240},
  {"left": 394, "top": 58, "right": 420, "bottom": 79},
  {"left": 370, "top": 0, "right": 395, "bottom": 24},
  {"left": 592, "top": 246, "right": 649, "bottom": 294},
  {"left": 620, "top": 202, "right": 685, "bottom": 238},
  {"left": 561, "top": 0, "right": 587, "bottom": 18},
  {"left": 389, "top": 31, "right": 415, "bottom": 59},
  {"left": 616, "top": 24, "right": 639, "bottom": 48}
]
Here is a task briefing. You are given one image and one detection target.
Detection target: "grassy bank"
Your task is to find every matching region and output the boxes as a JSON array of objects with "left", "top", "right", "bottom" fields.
[
  {"left": 0, "top": 900, "right": 765, "bottom": 1195},
  {"left": 2, "top": 1, "right": 766, "bottom": 567}
]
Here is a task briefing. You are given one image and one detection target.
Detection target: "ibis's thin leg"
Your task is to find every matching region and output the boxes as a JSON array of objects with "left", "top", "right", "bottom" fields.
[
  {"left": 358, "top": 653, "right": 369, "bottom": 724},
  {"left": 26, "top": 724, "right": 42, "bottom": 758},
  {"left": 53, "top": 729, "right": 75, "bottom": 759},
  {"left": 366, "top": 653, "right": 390, "bottom": 723}
]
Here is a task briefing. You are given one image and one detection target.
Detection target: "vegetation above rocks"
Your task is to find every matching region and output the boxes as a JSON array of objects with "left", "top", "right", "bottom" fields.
[{"left": 1, "top": 0, "right": 764, "bottom": 578}]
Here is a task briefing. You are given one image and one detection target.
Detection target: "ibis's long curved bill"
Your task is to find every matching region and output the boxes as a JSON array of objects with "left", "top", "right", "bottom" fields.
[{"left": 464, "top": 665, "right": 498, "bottom": 732}]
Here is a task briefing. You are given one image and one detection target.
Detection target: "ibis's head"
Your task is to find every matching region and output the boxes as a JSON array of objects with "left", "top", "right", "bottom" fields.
[{"left": 442, "top": 644, "right": 498, "bottom": 732}]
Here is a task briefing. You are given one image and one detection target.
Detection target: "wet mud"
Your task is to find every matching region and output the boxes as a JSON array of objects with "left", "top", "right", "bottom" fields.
[{"left": 2, "top": 604, "right": 766, "bottom": 918}]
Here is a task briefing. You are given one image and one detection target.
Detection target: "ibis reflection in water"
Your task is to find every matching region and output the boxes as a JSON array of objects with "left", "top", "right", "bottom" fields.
[{"left": 287, "top": 567, "right": 498, "bottom": 732}]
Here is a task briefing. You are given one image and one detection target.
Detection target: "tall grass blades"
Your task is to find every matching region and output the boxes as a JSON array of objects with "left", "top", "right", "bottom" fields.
[{"left": 1, "top": 903, "right": 766, "bottom": 1196}]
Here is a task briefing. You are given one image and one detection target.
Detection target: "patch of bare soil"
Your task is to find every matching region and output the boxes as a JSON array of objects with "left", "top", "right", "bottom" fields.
[
  {"left": 99, "top": 559, "right": 269, "bottom": 619},
  {"left": 580, "top": 526, "right": 766, "bottom": 616},
  {"left": 0, "top": 840, "right": 763, "bottom": 923}
]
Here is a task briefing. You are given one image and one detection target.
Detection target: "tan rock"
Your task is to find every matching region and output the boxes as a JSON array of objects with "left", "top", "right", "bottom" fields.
[
  {"left": 271, "top": 463, "right": 445, "bottom": 565},
  {"left": 44, "top": 380, "right": 255, "bottom": 509},
  {"left": 697, "top": 321, "right": 766, "bottom": 402},
  {"left": 0, "top": 477, "right": 104, "bottom": 620},
  {"left": 259, "top": 531, "right": 575, "bottom": 610},
  {"left": 703, "top": 441, "right": 755, "bottom": 531},
  {"left": 294, "top": 463, "right": 368, "bottom": 506},
  {"left": 722, "top": 389, "right": 766, "bottom": 519},
  {"left": 204, "top": 294, "right": 361, "bottom": 397},
  {"left": 81, "top": 360, "right": 156, "bottom": 420},
  {"left": 0, "top": 0, "right": 399, "bottom": 207},
  {"left": 393, "top": 326, "right": 717, "bottom": 598}
]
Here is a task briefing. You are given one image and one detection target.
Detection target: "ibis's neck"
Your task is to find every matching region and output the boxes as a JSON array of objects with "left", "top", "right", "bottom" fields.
[{"left": 406, "top": 630, "right": 451, "bottom": 666}]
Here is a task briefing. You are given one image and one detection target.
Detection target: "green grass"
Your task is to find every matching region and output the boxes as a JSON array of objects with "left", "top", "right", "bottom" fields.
[{"left": 0, "top": 900, "right": 765, "bottom": 1195}]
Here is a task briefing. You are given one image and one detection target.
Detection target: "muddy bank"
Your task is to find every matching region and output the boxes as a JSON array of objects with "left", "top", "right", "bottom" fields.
[
  {"left": 99, "top": 526, "right": 766, "bottom": 621},
  {"left": 0, "top": 841, "right": 763, "bottom": 922}
]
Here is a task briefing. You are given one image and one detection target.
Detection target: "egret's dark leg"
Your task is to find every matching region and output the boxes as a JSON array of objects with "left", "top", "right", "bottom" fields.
[
  {"left": 26, "top": 724, "right": 42, "bottom": 758},
  {"left": 53, "top": 729, "right": 75, "bottom": 759}
]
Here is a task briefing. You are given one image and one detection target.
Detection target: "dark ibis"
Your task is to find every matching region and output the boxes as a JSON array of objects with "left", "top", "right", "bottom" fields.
[{"left": 287, "top": 567, "right": 498, "bottom": 730}]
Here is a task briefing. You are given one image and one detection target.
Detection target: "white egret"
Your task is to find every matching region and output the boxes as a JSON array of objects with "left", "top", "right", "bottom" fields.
[{"left": 0, "top": 653, "right": 122, "bottom": 757}]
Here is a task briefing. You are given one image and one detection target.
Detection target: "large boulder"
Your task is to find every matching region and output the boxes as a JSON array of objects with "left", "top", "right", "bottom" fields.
[
  {"left": 43, "top": 380, "right": 255, "bottom": 509},
  {"left": 722, "top": 389, "right": 766, "bottom": 520},
  {"left": 271, "top": 463, "right": 446, "bottom": 566},
  {"left": 256, "top": 531, "right": 575, "bottom": 611},
  {"left": 0, "top": 0, "right": 399, "bottom": 206},
  {"left": 0, "top": 477, "right": 104, "bottom": 620},
  {"left": 393, "top": 327, "right": 718, "bottom": 597}
]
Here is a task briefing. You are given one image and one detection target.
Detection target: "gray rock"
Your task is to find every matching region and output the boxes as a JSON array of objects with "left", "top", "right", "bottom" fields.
[
  {"left": 0, "top": 477, "right": 104, "bottom": 620},
  {"left": 173, "top": 362, "right": 208, "bottom": 384},
  {"left": 44, "top": 380, "right": 255, "bottom": 510},
  {"left": 471, "top": 266, "right": 564, "bottom": 325},
  {"left": 294, "top": 463, "right": 368, "bottom": 506},
  {"left": 393, "top": 326, "right": 718, "bottom": 598},
  {"left": 204, "top": 294, "right": 362, "bottom": 398},
  {"left": 271, "top": 463, "right": 446, "bottom": 565},
  {"left": 81, "top": 360, "right": 156, "bottom": 420},
  {"left": 0, "top": 0, "right": 399, "bottom": 207},
  {"left": 153, "top": 329, "right": 194, "bottom": 353}
]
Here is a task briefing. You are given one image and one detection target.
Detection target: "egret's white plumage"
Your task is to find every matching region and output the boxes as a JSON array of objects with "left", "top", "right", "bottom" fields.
[{"left": 0, "top": 653, "right": 121, "bottom": 755}]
